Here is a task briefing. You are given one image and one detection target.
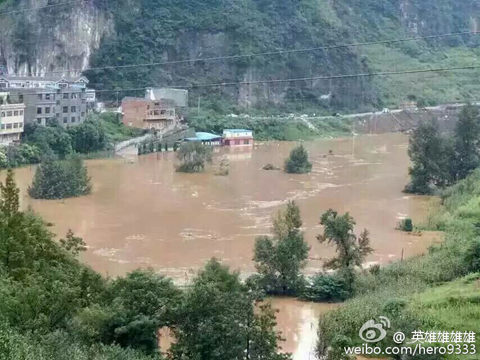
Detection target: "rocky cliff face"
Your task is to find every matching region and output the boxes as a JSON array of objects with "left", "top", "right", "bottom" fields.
[
  {"left": 1, "top": 0, "right": 479, "bottom": 110},
  {"left": 0, "top": 0, "right": 111, "bottom": 76}
]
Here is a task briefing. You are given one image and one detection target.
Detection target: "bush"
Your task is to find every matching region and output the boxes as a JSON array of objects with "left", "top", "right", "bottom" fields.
[
  {"left": 284, "top": 144, "right": 312, "bottom": 174},
  {"left": 262, "top": 163, "right": 280, "bottom": 170},
  {"left": 176, "top": 142, "right": 212, "bottom": 173},
  {"left": 302, "top": 273, "right": 351, "bottom": 302},
  {"left": 398, "top": 218, "right": 413, "bottom": 232},
  {"left": 28, "top": 156, "right": 91, "bottom": 199}
]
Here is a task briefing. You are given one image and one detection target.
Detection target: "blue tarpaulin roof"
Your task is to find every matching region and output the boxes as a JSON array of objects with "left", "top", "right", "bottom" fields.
[{"left": 185, "top": 132, "right": 222, "bottom": 142}]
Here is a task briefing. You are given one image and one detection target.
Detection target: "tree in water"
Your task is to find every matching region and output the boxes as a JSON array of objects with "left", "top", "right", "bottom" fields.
[
  {"left": 451, "top": 104, "right": 480, "bottom": 181},
  {"left": 317, "top": 209, "right": 373, "bottom": 291},
  {"left": 28, "top": 155, "right": 91, "bottom": 199},
  {"left": 284, "top": 144, "right": 312, "bottom": 174},
  {"left": 405, "top": 119, "right": 451, "bottom": 194},
  {"left": 170, "top": 259, "right": 290, "bottom": 360},
  {"left": 176, "top": 142, "right": 212, "bottom": 173},
  {"left": 254, "top": 201, "right": 310, "bottom": 295}
]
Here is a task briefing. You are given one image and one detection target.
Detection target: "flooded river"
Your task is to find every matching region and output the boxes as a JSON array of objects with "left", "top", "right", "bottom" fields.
[{"left": 6, "top": 132, "right": 441, "bottom": 359}]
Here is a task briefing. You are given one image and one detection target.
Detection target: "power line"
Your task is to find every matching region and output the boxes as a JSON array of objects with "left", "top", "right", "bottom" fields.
[
  {"left": 0, "top": 0, "right": 88, "bottom": 16},
  {"left": 90, "top": 64, "right": 480, "bottom": 93},
  {"left": 42, "top": 30, "right": 479, "bottom": 75}
]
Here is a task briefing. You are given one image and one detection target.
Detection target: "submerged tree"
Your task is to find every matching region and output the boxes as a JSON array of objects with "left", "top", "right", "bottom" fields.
[
  {"left": 28, "top": 156, "right": 91, "bottom": 199},
  {"left": 317, "top": 209, "right": 373, "bottom": 290},
  {"left": 284, "top": 144, "right": 312, "bottom": 174},
  {"left": 176, "top": 142, "right": 212, "bottom": 173},
  {"left": 254, "top": 201, "right": 310, "bottom": 295}
]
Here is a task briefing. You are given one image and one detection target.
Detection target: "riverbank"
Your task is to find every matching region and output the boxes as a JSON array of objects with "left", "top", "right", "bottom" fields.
[{"left": 316, "top": 170, "right": 480, "bottom": 359}]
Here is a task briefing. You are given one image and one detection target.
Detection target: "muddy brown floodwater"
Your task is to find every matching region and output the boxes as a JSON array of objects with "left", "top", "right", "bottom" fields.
[{"left": 5, "top": 132, "right": 442, "bottom": 359}]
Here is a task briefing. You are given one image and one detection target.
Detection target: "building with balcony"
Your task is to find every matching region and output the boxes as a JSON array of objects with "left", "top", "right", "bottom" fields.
[
  {"left": 122, "top": 97, "right": 179, "bottom": 132},
  {"left": 0, "top": 93, "right": 25, "bottom": 145}
]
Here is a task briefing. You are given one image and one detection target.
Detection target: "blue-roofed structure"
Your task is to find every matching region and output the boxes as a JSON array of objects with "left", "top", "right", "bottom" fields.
[{"left": 184, "top": 132, "right": 222, "bottom": 145}]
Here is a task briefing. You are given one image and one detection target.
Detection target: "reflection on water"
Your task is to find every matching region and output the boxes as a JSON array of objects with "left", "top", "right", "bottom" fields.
[{"left": 3, "top": 133, "right": 442, "bottom": 359}]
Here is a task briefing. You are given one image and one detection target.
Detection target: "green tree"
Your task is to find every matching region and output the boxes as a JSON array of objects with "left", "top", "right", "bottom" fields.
[
  {"left": 405, "top": 119, "right": 451, "bottom": 194},
  {"left": 284, "top": 144, "right": 312, "bottom": 174},
  {"left": 170, "top": 259, "right": 289, "bottom": 360},
  {"left": 317, "top": 209, "right": 373, "bottom": 290},
  {"left": 72, "top": 269, "right": 182, "bottom": 355},
  {"left": 28, "top": 156, "right": 91, "bottom": 199},
  {"left": 254, "top": 201, "right": 310, "bottom": 295},
  {"left": 0, "top": 169, "right": 19, "bottom": 219},
  {"left": 451, "top": 104, "right": 480, "bottom": 181},
  {"left": 176, "top": 142, "right": 213, "bottom": 173},
  {"left": 68, "top": 120, "right": 108, "bottom": 154},
  {"left": 59, "top": 230, "right": 87, "bottom": 256}
]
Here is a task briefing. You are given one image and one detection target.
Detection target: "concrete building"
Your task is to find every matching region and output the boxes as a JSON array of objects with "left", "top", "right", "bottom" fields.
[
  {"left": 146, "top": 88, "right": 188, "bottom": 108},
  {"left": 222, "top": 129, "right": 254, "bottom": 146},
  {"left": 0, "top": 75, "right": 89, "bottom": 90},
  {"left": 122, "top": 97, "right": 178, "bottom": 131},
  {"left": 0, "top": 75, "right": 95, "bottom": 127},
  {"left": 7, "top": 85, "right": 89, "bottom": 127},
  {"left": 0, "top": 92, "right": 25, "bottom": 145}
]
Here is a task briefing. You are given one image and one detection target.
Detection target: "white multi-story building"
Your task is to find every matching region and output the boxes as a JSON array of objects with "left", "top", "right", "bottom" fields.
[
  {"left": 0, "top": 75, "right": 89, "bottom": 90},
  {"left": 0, "top": 93, "right": 25, "bottom": 145}
]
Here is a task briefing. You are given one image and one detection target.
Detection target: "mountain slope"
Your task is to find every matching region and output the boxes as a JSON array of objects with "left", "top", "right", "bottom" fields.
[{"left": 1, "top": 0, "right": 480, "bottom": 112}]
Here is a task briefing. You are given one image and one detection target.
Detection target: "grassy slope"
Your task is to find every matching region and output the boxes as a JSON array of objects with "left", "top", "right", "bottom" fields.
[
  {"left": 317, "top": 170, "right": 480, "bottom": 359},
  {"left": 187, "top": 113, "right": 353, "bottom": 140}
]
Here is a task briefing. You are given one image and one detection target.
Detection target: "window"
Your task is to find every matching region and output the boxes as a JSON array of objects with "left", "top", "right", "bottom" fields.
[
  {"left": 38, "top": 94, "right": 43, "bottom": 100},
  {"left": 71, "top": 106, "right": 76, "bottom": 113},
  {"left": 71, "top": 117, "right": 76, "bottom": 123},
  {"left": 13, "top": 111, "right": 18, "bottom": 116},
  {"left": 244, "top": 140, "right": 249, "bottom": 145},
  {"left": 45, "top": 94, "right": 51, "bottom": 100},
  {"left": 63, "top": 93, "right": 69, "bottom": 99},
  {"left": 19, "top": 123, "right": 23, "bottom": 128},
  {"left": 19, "top": 110, "right": 23, "bottom": 115},
  {"left": 71, "top": 93, "right": 77, "bottom": 99},
  {"left": 0, "top": 124, "right": 4, "bottom": 129},
  {"left": 63, "top": 117, "right": 68, "bottom": 124},
  {"left": 45, "top": 107, "right": 51, "bottom": 114},
  {"left": 6, "top": 111, "right": 12, "bottom": 117},
  {"left": 37, "top": 107, "right": 42, "bottom": 114},
  {"left": 63, "top": 106, "right": 68, "bottom": 113},
  {"left": 56, "top": 100, "right": 60, "bottom": 105},
  {"left": 1, "top": 112, "right": 4, "bottom": 117},
  {"left": 37, "top": 118, "right": 42, "bottom": 124},
  {"left": 13, "top": 123, "right": 18, "bottom": 128},
  {"left": 6, "top": 124, "right": 12, "bottom": 129},
  {"left": 235, "top": 140, "right": 240, "bottom": 145},
  {"left": 81, "top": 112, "right": 85, "bottom": 117}
]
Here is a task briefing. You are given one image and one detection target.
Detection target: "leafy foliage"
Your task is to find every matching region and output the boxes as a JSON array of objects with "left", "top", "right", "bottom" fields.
[
  {"left": 170, "top": 259, "right": 289, "bottom": 360},
  {"left": 254, "top": 201, "right": 310, "bottom": 295},
  {"left": 176, "top": 142, "right": 212, "bottom": 173},
  {"left": 317, "top": 209, "right": 373, "bottom": 290},
  {"left": 28, "top": 156, "right": 91, "bottom": 199},
  {"left": 406, "top": 105, "right": 480, "bottom": 194},
  {"left": 284, "top": 144, "right": 312, "bottom": 174}
]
